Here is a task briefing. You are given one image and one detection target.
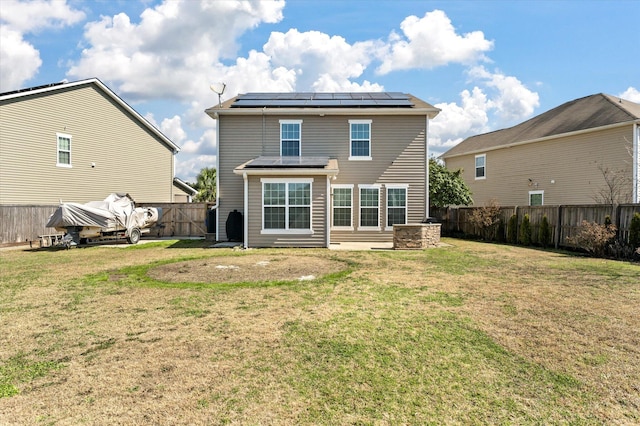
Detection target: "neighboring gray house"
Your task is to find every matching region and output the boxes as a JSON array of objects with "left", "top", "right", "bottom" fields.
[
  {"left": 441, "top": 93, "right": 640, "bottom": 206},
  {"left": 206, "top": 92, "right": 440, "bottom": 248},
  {"left": 0, "top": 78, "right": 181, "bottom": 205}
]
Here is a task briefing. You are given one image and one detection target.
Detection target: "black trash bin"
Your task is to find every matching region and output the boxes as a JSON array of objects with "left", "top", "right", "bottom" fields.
[{"left": 226, "top": 210, "right": 243, "bottom": 242}]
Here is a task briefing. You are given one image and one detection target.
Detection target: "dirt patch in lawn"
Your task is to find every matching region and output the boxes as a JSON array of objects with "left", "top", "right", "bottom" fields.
[{"left": 146, "top": 255, "right": 347, "bottom": 284}]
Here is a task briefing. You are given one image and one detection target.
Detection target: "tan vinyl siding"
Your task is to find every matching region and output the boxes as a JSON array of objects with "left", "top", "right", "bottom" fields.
[
  {"left": 445, "top": 125, "right": 634, "bottom": 206},
  {"left": 216, "top": 113, "right": 427, "bottom": 243},
  {"left": 0, "top": 85, "right": 175, "bottom": 204}
]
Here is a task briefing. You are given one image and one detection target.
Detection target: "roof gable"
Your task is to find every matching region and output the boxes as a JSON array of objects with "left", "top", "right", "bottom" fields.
[
  {"left": 442, "top": 93, "right": 640, "bottom": 158},
  {"left": 1, "top": 78, "right": 180, "bottom": 154}
]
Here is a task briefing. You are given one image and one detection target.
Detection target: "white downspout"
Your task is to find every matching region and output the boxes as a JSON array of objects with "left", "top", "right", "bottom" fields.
[
  {"left": 326, "top": 176, "right": 331, "bottom": 248},
  {"left": 243, "top": 172, "right": 248, "bottom": 249},
  {"left": 215, "top": 117, "right": 220, "bottom": 242},
  {"left": 634, "top": 123, "right": 639, "bottom": 203},
  {"left": 425, "top": 115, "right": 430, "bottom": 219}
]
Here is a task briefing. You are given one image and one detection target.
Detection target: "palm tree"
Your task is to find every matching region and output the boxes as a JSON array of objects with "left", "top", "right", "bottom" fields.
[{"left": 194, "top": 167, "right": 216, "bottom": 202}]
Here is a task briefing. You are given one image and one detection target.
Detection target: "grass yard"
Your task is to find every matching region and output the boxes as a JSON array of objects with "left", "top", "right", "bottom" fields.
[{"left": 0, "top": 238, "right": 638, "bottom": 425}]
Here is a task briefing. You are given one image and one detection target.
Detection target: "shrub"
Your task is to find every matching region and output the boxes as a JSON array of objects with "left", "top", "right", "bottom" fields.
[
  {"left": 539, "top": 215, "right": 551, "bottom": 248},
  {"left": 629, "top": 212, "right": 640, "bottom": 249},
  {"left": 566, "top": 220, "right": 617, "bottom": 257},
  {"left": 519, "top": 214, "right": 532, "bottom": 245},
  {"left": 507, "top": 214, "right": 518, "bottom": 244},
  {"left": 468, "top": 199, "right": 502, "bottom": 241}
]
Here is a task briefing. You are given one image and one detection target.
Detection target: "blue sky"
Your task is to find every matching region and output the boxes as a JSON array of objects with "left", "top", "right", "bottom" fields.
[{"left": 1, "top": 0, "right": 638, "bottom": 182}]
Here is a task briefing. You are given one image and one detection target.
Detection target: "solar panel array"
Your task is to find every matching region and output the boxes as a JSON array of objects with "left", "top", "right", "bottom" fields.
[
  {"left": 244, "top": 156, "right": 330, "bottom": 168},
  {"left": 231, "top": 92, "right": 413, "bottom": 108}
]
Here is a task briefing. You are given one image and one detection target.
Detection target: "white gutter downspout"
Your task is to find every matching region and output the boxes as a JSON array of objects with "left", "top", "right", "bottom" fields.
[
  {"left": 425, "top": 114, "right": 430, "bottom": 219},
  {"left": 326, "top": 176, "right": 331, "bottom": 248},
  {"left": 634, "top": 123, "right": 639, "bottom": 203},
  {"left": 243, "top": 172, "right": 248, "bottom": 249},
  {"left": 215, "top": 114, "right": 220, "bottom": 242}
]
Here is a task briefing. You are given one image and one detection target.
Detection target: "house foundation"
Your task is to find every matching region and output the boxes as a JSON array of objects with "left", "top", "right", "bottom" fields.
[{"left": 393, "top": 223, "right": 441, "bottom": 249}]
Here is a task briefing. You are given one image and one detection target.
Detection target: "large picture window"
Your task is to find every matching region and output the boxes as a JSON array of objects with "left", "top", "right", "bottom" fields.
[
  {"left": 280, "top": 120, "right": 302, "bottom": 156},
  {"left": 475, "top": 154, "right": 486, "bottom": 179},
  {"left": 332, "top": 185, "right": 353, "bottom": 229},
  {"left": 349, "top": 119, "right": 372, "bottom": 160},
  {"left": 262, "top": 178, "right": 312, "bottom": 233},
  {"left": 386, "top": 186, "right": 407, "bottom": 229},
  {"left": 359, "top": 185, "right": 380, "bottom": 229},
  {"left": 57, "top": 133, "right": 72, "bottom": 167}
]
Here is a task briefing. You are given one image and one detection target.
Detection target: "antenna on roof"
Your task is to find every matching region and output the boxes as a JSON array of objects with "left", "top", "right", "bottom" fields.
[{"left": 210, "top": 82, "right": 226, "bottom": 107}]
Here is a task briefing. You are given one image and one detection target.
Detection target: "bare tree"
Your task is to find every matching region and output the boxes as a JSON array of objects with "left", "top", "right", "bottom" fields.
[{"left": 592, "top": 162, "right": 632, "bottom": 205}]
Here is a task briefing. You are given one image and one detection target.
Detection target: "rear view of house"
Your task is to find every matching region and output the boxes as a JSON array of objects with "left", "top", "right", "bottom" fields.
[
  {"left": 207, "top": 92, "right": 440, "bottom": 248},
  {"left": 441, "top": 93, "right": 640, "bottom": 206}
]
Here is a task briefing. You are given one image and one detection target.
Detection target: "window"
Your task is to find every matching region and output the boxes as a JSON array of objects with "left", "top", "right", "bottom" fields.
[
  {"left": 332, "top": 185, "right": 353, "bottom": 229},
  {"left": 475, "top": 154, "right": 486, "bottom": 179},
  {"left": 262, "top": 178, "right": 312, "bottom": 233},
  {"left": 359, "top": 185, "right": 380, "bottom": 229},
  {"left": 280, "top": 120, "right": 302, "bottom": 156},
  {"left": 529, "top": 190, "right": 544, "bottom": 206},
  {"left": 57, "top": 133, "right": 72, "bottom": 167},
  {"left": 349, "top": 119, "right": 372, "bottom": 160},
  {"left": 386, "top": 186, "right": 407, "bottom": 229}
]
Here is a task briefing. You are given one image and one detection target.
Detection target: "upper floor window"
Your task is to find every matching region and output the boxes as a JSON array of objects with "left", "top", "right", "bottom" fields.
[
  {"left": 386, "top": 185, "right": 408, "bottom": 229},
  {"left": 349, "top": 119, "right": 372, "bottom": 160},
  {"left": 280, "top": 120, "right": 302, "bottom": 156},
  {"left": 57, "top": 133, "right": 72, "bottom": 167},
  {"left": 475, "top": 154, "right": 486, "bottom": 179}
]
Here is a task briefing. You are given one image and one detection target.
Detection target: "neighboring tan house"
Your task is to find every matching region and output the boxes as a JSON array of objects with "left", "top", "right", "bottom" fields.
[
  {"left": 206, "top": 92, "right": 440, "bottom": 248},
  {"left": 173, "top": 178, "right": 198, "bottom": 202},
  {"left": 0, "top": 78, "right": 181, "bottom": 205},
  {"left": 441, "top": 93, "right": 640, "bottom": 206}
]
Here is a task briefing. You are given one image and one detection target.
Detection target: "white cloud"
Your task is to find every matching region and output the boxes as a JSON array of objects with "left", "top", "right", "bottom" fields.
[
  {"left": 619, "top": 87, "right": 640, "bottom": 103},
  {"left": 175, "top": 154, "right": 217, "bottom": 183},
  {"left": 377, "top": 10, "right": 493, "bottom": 74},
  {"left": 0, "top": 0, "right": 84, "bottom": 90}
]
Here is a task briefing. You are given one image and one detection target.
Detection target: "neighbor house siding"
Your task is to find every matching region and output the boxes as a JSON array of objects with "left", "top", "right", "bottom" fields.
[
  {"left": 0, "top": 84, "right": 175, "bottom": 204},
  {"left": 445, "top": 125, "right": 634, "bottom": 206},
  {"left": 216, "top": 113, "right": 427, "bottom": 243}
]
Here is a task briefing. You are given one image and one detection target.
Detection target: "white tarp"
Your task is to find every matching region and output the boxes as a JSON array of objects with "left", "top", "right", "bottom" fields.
[{"left": 46, "top": 193, "right": 156, "bottom": 231}]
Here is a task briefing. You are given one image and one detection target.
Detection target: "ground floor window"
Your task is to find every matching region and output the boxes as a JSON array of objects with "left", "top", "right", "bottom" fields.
[
  {"left": 529, "top": 190, "right": 544, "bottom": 206},
  {"left": 359, "top": 185, "right": 380, "bottom": 229},
  {"left": 386, "top": 185, "right": 407, "bottom": 229},
  {"left": 262, "top": 178, "right": 312, "bottom": 232},
  {"left": 332, "top": 185, "right": 353, "bottom": 229}
]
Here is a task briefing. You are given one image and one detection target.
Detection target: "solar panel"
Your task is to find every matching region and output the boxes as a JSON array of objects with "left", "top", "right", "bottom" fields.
[
  {"left": 245, "top": 156, "right": 330, "bottom": 168},
  {"left": 231, "top": 92, "right": 413, "bottom": 108}
]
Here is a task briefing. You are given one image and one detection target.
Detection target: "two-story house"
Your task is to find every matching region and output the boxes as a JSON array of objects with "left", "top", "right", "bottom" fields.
[
  {"left": 441, "top": 93, "right": 640, "bottom": 207},
  {"left": 206, "top": 92, "right": 440, "bottom": 248}
]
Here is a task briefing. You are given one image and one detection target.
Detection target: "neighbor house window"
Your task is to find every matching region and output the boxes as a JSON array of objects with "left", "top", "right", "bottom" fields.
[
  {"left": 280, "top": 120, "right": 302, "bottom": 156},
  {"left": 262, "top": 178, "right": 312, "bottom": 233},
  {"left": 358, "top": 184, "right": 380, "bottom": 229},
  {"left": 386, "top": 185, "right": 408, "bottom": 229},
  {"left": 475, "top": 154, "right": 486, "bottom": 179},
  {"left": 349, "top": 119, "right": 372, "bottom": 160},
  {"left": 332, "top": 185, "right": 353, "bottom": 229},
  {"left": 529, "top": 190, "right": 544, "bottom": 206},
  {"left": 57, "top": 133, "right": 72, "bottom": 167}
]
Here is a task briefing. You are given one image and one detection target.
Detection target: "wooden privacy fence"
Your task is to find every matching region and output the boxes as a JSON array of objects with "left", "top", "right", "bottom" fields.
[
  {"left": 0, "top": 202, "right": 215, "bottom": 245},
  {"left": 431, "top": 204, "right": 640, "bottom": 248}
]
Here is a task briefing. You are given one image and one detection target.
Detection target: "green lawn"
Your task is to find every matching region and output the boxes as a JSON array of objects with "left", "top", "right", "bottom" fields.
[{"left": 0, "top": 239, "right": 638, "bottom": 425}]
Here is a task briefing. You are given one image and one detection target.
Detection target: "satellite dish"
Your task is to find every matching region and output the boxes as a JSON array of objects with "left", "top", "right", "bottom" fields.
[{"left": 210, "top": 83, "right": 226, "bottom": 107}]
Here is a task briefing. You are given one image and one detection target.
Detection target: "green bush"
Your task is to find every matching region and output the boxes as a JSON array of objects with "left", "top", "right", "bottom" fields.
[
  {"left": 507, "top": 214, "right": 518, "bottom": 244},
  {"left": 519, "top": 214, "right": 532, "bottom": 246},
  {"left": 629, "top": 212, "right": 640, "bottom": 249},
  {"left": 539, "top": 215, "right": 551, "bottom": 248}
]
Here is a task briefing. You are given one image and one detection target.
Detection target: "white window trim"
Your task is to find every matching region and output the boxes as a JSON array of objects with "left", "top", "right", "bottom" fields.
[
  {"left": 529, "top": 190, "right": 544, "bottom": 206},
  {"left": 261, "top": 177, "right": 313, "bottom": 234},
  {"left": 475, "top": 154, "right": 486, "bottom": 180},
  {"left": 357, "top": 184, "right": 381, "bottom": 231},
  {"left": 331, "top": 184, "right": 354, "bottom": 231},
  {"left": 279, "top": 119, "right": 303, "bottom": 157},
  {"left": 348, "top": 119, "right": 372, "bottom": 161},
  {"left": 385, "top": 184, "right": 409, "bottom": 231},
  {"left": 56, "top": 132, "right": 72, "bottom": 168}
]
